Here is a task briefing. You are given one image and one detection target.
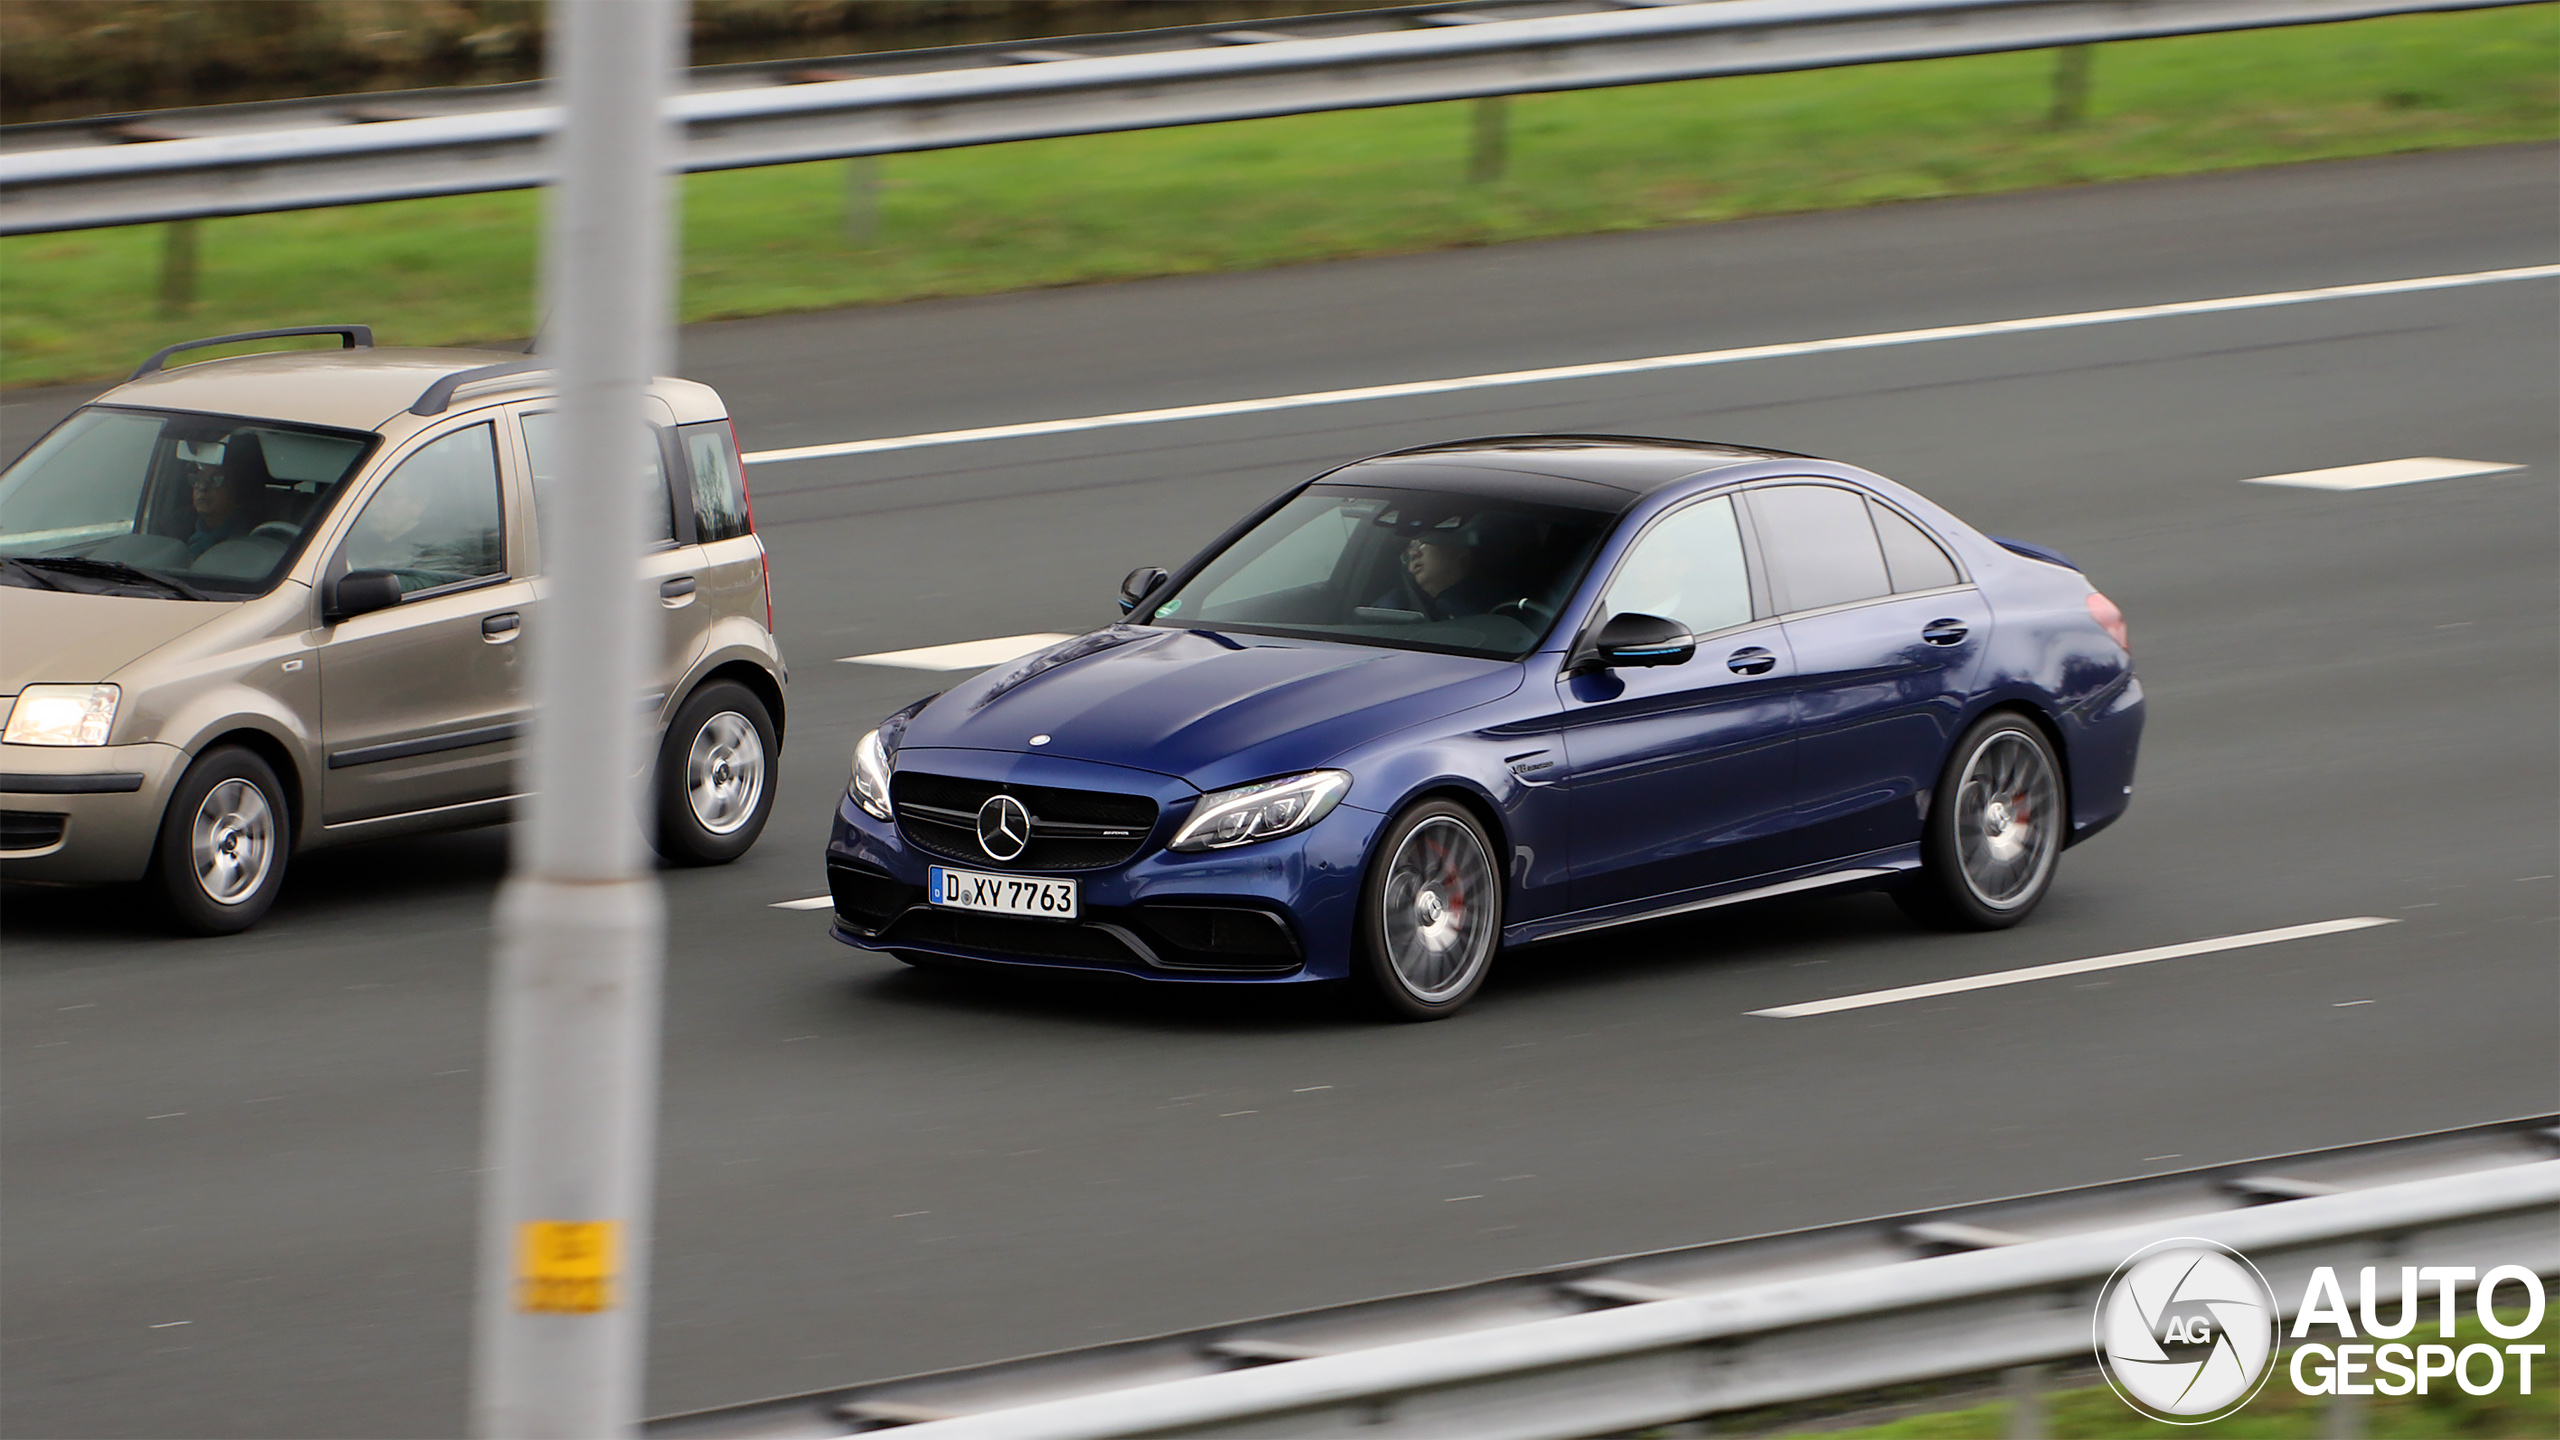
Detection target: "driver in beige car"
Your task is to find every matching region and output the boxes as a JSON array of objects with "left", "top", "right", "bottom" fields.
[{"left": 0, "top": 328, "right": 787, "bottom": 933}]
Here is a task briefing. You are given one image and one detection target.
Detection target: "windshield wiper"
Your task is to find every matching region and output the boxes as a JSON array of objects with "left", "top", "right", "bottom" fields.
[
  {"left": 12, "top": 555, "right": 215, "bottom": 601},
  {"left": 0, "top": 557, "right": 69, "bottom": 591}
]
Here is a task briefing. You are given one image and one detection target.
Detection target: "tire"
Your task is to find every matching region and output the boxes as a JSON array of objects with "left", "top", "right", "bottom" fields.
[
  {"left": 654, "top": 680, "right": 778, "bottom": 866},
  {"left": 151, "top": 746, "right": 290, "bottom": 935},
  {"left": 1353, "top": 799, "right": 1504, "bottom": 1021},
  {"left": 1896, "top": 711, "right": 2064, "bottom": 931}
]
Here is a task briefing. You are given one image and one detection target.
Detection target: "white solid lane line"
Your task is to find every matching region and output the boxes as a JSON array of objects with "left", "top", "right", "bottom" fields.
[
  {"left": 1748, "top": 916, "right": 2398, "bottom": 1018},
  {"left": 839, "top": 633, "right": 1076, "bottom": 670},
  {"left": 771, "top": 895, "right": 833, "bottom": 910},
  {"left": 741, "top": 264, "right": 2560, "bottom": 465},
  {"left": 2242, "top": 457, "right": 2525, "bottom": 491}
]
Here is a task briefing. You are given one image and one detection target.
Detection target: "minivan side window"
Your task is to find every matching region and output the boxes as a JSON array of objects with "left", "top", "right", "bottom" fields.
[
  {"left": 520, "top": 412, "right": 676, "bottom": 549},
  {"left": 343, "top": 424, "right": 506, "bottom": 595},
  {"left": 1751, "top": 484, "right": 1892, "bottom": 614},
  {"left": 680, "top": 421, "right": 752, "bottom": 543},
  {"left": 1599, "top": 494, "right": 1753, "bottom": 637},
  {"left": 1870, "top": 500, "right": 1960, "bottom": 593}
]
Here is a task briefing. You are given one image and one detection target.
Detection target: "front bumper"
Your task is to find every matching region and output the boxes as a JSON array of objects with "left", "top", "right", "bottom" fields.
[
  {"left": 0, "top": 742, "right": 186, "bottom": 883},
  {"left": 824, "top": 752, "right": 1381, "bottom": 984}
]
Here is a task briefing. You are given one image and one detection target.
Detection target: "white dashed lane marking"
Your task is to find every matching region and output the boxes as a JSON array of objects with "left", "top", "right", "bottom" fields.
[
  {"left": 2243, "top": 457, "right": 2524, "bottom": 491},
  {"left": 838, "top": 634, "right": 1075, "bottom": 671},
  {"left": 1749, "top": 917, "right": 2398, "bottom": 1018},
  {"left": 742, "top": 264, "right": 2560, "bottom": 465},
  {"left": 771, "top": 895, "right": 833, "bottom": 910}
]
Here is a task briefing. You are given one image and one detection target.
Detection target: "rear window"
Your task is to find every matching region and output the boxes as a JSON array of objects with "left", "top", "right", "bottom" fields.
[{"left": 681, "top": 421, "right": 751, "bottom": 542}]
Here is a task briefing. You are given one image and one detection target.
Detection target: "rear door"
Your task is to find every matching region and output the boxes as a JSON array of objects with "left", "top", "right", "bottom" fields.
[
  {"left": 317, "top": 420, "right": 533, "bottom": 823},
  {"left": 1747, "top": 483, "right": 1989, "bottom": 867},
  {"left": 515, "top": 403, "right": 707, "bottom": 714},
  {"left": 674, "top": 418, "right": 769, "bottom": 663}
]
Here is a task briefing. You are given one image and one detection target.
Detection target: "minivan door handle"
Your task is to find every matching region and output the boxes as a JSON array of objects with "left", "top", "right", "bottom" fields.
[
  {"left": 1727, "top": 646, "right": 1777, "bottom": 676},
  {"left": 482, "top": 612, "right": 522, "bottom": 642},
  {"left": 1921, "top": 619, "right": 1969, "bottom": 646},
  {"left": 659, "top": 575, "right": 698, "bottom": 605}
]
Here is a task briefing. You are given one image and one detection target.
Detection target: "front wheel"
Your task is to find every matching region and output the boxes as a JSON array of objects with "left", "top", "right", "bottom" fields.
[
  {"left": 1354, "top": 799, "right": 1504, "bottom": 1021},
  {"left": 151, "top": 745, "right": 290, "bottom": 935},
  {"left": 1896, "top": 712, "right": 2064, "bottom": 931},
  {"left": 654, "top": 681, "right": 778, "bottom": 866}
]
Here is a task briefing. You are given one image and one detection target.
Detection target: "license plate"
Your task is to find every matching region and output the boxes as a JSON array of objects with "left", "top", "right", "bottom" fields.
[{"left": 929, "top": 865, "right": 1079, "bottom": 920}]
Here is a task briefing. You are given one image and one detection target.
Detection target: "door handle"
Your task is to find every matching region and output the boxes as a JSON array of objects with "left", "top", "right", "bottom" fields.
[
  {"left": 481, "top": 612, "right": 521, "bottom": 642},
  {"left": 1727, "top": 646, "right": 1776, "bottom": 676},
  {"left": 1921, "top": 619, "right": 1969, "bottom": 647},
  {"left": 659, "top": 575, "right": 698, "bottom": 605}
]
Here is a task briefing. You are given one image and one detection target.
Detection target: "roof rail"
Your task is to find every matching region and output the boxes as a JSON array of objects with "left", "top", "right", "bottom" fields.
[
  {"left": 128, "top": 325, "right": 372, "bottom": 381},
  {"left": 411, "top": 358, "right": 549, "bottom": 417}
]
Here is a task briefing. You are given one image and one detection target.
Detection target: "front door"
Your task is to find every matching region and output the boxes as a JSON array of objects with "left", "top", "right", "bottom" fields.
[
  {"left": 318, "top": 421, "right": 533, "bottom": 823},
  {"left": 1746, "top": 483, "right": 1991, "bottom": 866},
  {"left": 1557, "top": 493, "right": 1798, "bottom": 912}
]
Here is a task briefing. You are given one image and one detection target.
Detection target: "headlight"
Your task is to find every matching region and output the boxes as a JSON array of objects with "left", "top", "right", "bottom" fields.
[
  {"left": 850, "top": 727, "right": 894, "bottom": 820},
  {"left": 4, "top": 684, "right": 119, "bottom": 747},
  {"left": 1169, "top": 770, "right": 1350, "bottom": 852}
]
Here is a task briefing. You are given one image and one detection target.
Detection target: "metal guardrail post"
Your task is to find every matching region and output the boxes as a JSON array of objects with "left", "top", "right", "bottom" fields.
[
  {"left": 846, "top": 155, "right": 881, "bottom": 245},
  {"left": 469, "top": 0, "right": 677, "bottom": 1436},
  {"left": 2047, "top": 43, "right": 2093, "bottom": 128},
  {"left": 1469, "top": 95, "right": 1510, "bottom": 184},
  {"left": 2003, "top": 1362, "right": 2046, "bottom": 1439},
  {"left": 156, "top": 219, "right": 198, "bottom": 318}
]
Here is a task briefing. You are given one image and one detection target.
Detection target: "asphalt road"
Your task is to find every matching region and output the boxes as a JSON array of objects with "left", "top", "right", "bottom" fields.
[{"left": 4, "top": 143, "right": 2555, "bottom": 1439}]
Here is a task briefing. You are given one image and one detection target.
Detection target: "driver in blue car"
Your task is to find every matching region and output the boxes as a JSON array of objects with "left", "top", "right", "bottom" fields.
[{"left": 1403, "top": 531, "right": 1508, "bottom": 618}]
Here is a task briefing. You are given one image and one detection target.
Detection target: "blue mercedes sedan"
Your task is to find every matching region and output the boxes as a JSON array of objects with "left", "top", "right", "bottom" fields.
[{"left": 825, "top": 436, "right": 2143, "bottom": 1019}]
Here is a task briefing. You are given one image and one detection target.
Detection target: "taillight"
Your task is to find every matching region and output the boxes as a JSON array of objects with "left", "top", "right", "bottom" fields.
[
  {"left": 2087, "top": 591, "right": 2128, "bottom": 652},
  {"left": 758, "top": 541, "right": 774, "bottom": 633}
]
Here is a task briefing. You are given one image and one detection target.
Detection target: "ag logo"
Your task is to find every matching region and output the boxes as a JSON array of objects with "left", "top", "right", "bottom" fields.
[{"left": 2094, "top": 1238, "right": 2278, "bottom": 1423}]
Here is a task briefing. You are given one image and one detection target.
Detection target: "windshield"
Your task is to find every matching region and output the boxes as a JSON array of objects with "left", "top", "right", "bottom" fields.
[
  {"left": 0, "top": 406, "right": 377, "bottom": 600},
  {"left": 1146, "top": 484, "right": 1613, "bottom": 660}
]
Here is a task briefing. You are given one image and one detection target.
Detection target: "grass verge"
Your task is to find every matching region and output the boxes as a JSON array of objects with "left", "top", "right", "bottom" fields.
[{"left": 3, "top": 5, "right": 2553, "bottom": 389}]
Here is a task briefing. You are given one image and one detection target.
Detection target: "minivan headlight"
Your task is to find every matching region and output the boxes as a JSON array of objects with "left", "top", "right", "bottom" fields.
[
  {"left": 850, "top": 727, "right": 894, "bottom": 820},
  {"left": 1169, "top": 770, "right": 1350, "bottom": 852},
  {"left": 4, "top": 684, "right": 119, "bottom": 746}
]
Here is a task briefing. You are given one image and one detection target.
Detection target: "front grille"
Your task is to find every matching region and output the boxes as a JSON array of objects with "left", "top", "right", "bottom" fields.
[
  {"left": 880, "top": 907, "right": 1147, "bottom": 966},
  {"left": 0, "top": 812, "right": 66, "bottom": 852},
  {"left": 891, "top": 771, "right": 1157, "bottom": 871},
  {"left": 828, "top": 863, "right": 916, "bottom": 932}
]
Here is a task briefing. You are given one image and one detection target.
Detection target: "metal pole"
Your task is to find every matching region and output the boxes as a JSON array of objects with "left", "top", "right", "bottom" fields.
[
  {"left": 1468, "top": 94, "right": 1510, "bottom": 184},
  {"left": 2047, "top": 44, "right": 2093, "bottom": 128},
  {"left": 470, "top": 1, "right": 677, "bottom": 1436},
  {"left": 157, "top": 218, "right": 198, "bottom": 318},
  {"left": 845, "top": 155, "right": 880, "bottom": 246}
]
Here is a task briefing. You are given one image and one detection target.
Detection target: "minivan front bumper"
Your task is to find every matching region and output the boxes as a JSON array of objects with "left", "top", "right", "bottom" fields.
[{"left": 0, "top": 742, "right": 184, "bottom": 882}]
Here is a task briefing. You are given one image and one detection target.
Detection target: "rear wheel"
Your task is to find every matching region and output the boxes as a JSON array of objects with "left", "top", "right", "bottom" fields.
[
  {"left": 654, "top": 680, "right": 777, "bottom": 865},
  {"left": 1896, "top": 712, "right": 2063, "bottom": 930},
  {"left": 1354, "top": 799, "right": 1503, "bottom": 1021},
  {"left": 151, "top": 745, "right": 289, "bottom": 935}
]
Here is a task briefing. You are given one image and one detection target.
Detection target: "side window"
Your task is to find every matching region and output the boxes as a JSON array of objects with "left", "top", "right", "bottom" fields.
[
  {"left": 520, "top": 412, "right": 676, "bottom": 551},
  {"left": 680, "top": 421, "right": 752, "bottom": 542},
  {"left": 1751, "top": 484, "right": 1891, "bottom": 614},
  {"left": 1201, "top": 497, "right": 1367, "bottom": 613},
  {"left": 1599, "top": 494, "right": 1752, "bottom": 637},
  {"left": 1870, "top": 501, "right": 1960, "bottom": 593},
  {"left": 343, "top": 424, "right": 505, "bottom": 595}
]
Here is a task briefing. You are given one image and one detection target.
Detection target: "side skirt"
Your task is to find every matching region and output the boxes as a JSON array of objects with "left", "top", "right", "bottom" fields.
[{"left": 1505, "top": 847, "right": 1920, "bottom": 947}]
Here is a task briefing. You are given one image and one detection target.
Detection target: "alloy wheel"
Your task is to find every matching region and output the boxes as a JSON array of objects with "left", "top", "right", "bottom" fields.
[
  {"left": 685, "top": 710, "right": 767, "bottom": 835},
  {"left": 191, "top": 777, "right": 275, "bottom": 906},
  {"left": 1952, "top": 729, "right": 2059, "bottom": 911},
  {"left": 1379, "top": 816, "right": 1497, "bottom": 1002}
]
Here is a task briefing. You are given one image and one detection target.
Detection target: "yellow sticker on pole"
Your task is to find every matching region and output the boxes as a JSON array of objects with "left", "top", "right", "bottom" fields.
[{"left": 516, "top": 1220, "right": 617, "bottom": 1313}]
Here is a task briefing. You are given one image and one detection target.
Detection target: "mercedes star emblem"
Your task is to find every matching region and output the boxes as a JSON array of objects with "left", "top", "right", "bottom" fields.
[{"left": 976, "top": 794, "right": 1032, "bottom": 862}]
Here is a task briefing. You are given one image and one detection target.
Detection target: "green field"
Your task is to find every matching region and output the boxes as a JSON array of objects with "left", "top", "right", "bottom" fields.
[{"left": 2, "top": 5, "right": 2553, "bottom": 389}]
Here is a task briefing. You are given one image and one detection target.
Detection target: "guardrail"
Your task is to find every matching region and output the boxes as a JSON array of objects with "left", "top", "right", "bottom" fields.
[
  {"left": 649, "top": 1115, "right": 2559, "bottom": 1438},
  {"left": 0, "top": 0, "right": 2538, "bottom": 234}
]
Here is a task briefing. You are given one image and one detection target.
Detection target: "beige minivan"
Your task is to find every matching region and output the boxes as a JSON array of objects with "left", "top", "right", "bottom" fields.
[{"left": 0, "top": 327, "right": 786, "bottom": 933}]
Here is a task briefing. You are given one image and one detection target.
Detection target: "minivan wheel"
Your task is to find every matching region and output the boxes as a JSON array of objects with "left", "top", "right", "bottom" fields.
[
  {"left": 1896, "top": 712, "right": 2064, "bottom": 931},
  {"left": 654, "top": 680, "right": 777, "bottom": 866},
  {"left": 1353, "top": 799, "right": 1503, "bottom": 1021},
  {"left": 152, "top": 745, "right": 289, "bottom": 935}
]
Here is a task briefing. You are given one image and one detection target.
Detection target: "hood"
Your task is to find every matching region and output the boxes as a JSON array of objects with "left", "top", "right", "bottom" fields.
[
  {"left": 899, "top": 627, "right": 1523, "bottom": 789},
  {"left": 0, "top": 587, "right": 229, "bottom": 695}
]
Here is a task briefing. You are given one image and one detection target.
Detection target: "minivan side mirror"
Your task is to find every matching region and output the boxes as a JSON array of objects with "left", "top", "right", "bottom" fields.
[
  {"left": 327, "top": 568, "right": 404, "bottom": 622},
  {"left": 1584, "top": 612, "right": 1696, "bottom": 669},
  {"left": 1119, "top": 566, "right": 1169, "bottom": 615}
]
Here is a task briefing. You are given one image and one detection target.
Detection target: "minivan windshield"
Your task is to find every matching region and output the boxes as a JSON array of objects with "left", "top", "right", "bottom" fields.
[
  {"left": 0, "top": 406, "right": 377, "bottom": 600},
  {"left": 1146, "top": 485, "right": 1612, "bottom": 660}
]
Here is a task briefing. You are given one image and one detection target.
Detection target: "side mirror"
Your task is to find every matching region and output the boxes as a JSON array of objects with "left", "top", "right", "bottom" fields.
[
  {"left": 1118, "top": 566, "right": 1169, "bottom": 615},
  {"left": 1585, "top": 612, "right": 1695, "bottom": 669},
  {"left": 327, "top": 568, "right": 404, "bottom": 622}
]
